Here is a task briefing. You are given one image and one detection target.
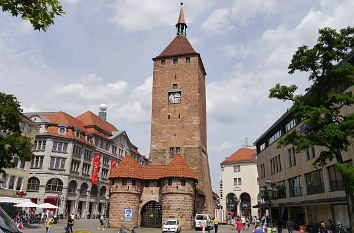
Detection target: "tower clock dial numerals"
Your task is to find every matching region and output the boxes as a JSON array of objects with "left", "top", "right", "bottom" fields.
[{"left": 168, "top": 92, "right": 181, "bottom": 104}]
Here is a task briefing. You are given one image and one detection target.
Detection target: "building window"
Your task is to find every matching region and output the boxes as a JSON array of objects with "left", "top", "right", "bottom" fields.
[
  {"left": 19, "top": 122, "right": 25, "bottom": 132},
  {"left": 53, "top": 141, "right": 68, "bottom": 152},
  {"left": 305, "top": 169, "right": 325, "bottom": 195},
  {"left": 102, "top": 169, "right": 109, "bottom": 179},
  {"left": 19, "top": 160, "right": 26, "bottom": 170},
  {"left": 285, "top": 119, "right": 296, "bottom": 132},
  {"left": 161, "top": 60, "right": 165, "bottom": 65},
  {"left": 82, "top": 163, "right": 91, "bottom": 175},
  {"left": 233, "top": 165, "right": 240, "bottom": 172},
  {"left": 306, "top": 148, "right": 311, "bottom": 160},
  {"left": 132, "top": 180, "right": 136, "bottom": 186},
  {"left": 80, "top": 183, "right": 88, "bottom": 195},
  {"left": 1, "top": 173, "right": 8, "bottom": 188},
  {"left": 59, "top": 127, "right": 66, "bottom": 135},
  {"left": 278, "top": 154, "right": 281, "bottom": 171},
  {"left": 103, "top": 156, "right": 109, "bottom": 166},
  {"left": 168, "top": 179, "right": 172, "bottom": 186},
  {"left": 27, "top": 177, "right": 40, "bottom": 192},
  {"left": 75, "top": 131, "right": 80, "bottom": 139},
  {"left": 312, "top": 146, "right": 316, "bottom": 158},
  {"left": 145, "top": 181, "right": 149, "bottom": 187},
  {"left": 8, "top": 176, "right": 16, "bottom": 190},
  {"left": 269, "top": 130, "right": 282, "bottom": 144},
  {"left": 186, "top": 57, "right": 190, "bottom": 63},
  {"left": 45, "top": 178, "right": 63, "bottom": 192},
  {"left": 181, "top": 179, "right": 186, "bottom": 186},
  {"left": 49, "top": 157, "right": 66, "bottom": 170},
  {"left": 34, "top": 140, "right": 46, "bottom": 151},
  {"left": 27, "top": 125, "right": 32, "bottom": 135},
  {"left": 178, "top": 114, "right": 181, "bottom": 119},
  {"left": 73, "top": 145, "right": 82, "bottom": 156},
  {"left": 16, "top": 177, "right": 23, "bottom": 191},
  {"left": 238, "top": 178, "right": 242, "bottom": 185},
  {"left": 176, "top": 147, "right": 181, "bottom": 154},
  {"left": 169, "top": 147, "right": 175, "bottom": 158},
  {"left": 327, "top": 162, "right": 351, "bottom": 191},
  {"left": 68, "top": 180, "right": 77, "bottom": 193},
  {"left": 122, "top": 180, "right": 127, "bottom": 186},
  {"left": 84, "top": 149, "right": 91, "bottom": 160},
  {"left": 173, "top": 58, "right": 178, "bottom": 64},
  {"left": 31, "top": 156, "right": 44, "bottom": 169},
  {"left": 288, "top": 147, "right": 296, "bottom": 167},
  {"left": 173, "top": 83, "right": 178, "bottom": 89},
  {"left": 288, "top": 176, "right": 303, "bottom": 197},
  {"left": 71, "top": 160, "right": 80, "bottom": 173},
  {"left": 260, "top": 143, "right": 265, "bottom": 151},
  {"left": 13, "top": 157, "right": 19, "bottom": 168},
  {"left": 233, "top": 178, "right": 242, "bottom": 186}
]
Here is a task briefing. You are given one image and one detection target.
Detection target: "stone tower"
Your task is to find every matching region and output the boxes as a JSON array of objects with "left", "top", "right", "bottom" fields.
[{"left": 149, "top": 5, "right": 213, "bottom": 213}]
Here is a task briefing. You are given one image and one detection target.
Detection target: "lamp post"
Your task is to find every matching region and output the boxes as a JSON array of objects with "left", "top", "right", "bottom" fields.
[
  {"left": 260, "top": 179, "right": 277, "bottom": 225},
  {"left": 57, "top": 191, "right": 62, "bottom": 220}
]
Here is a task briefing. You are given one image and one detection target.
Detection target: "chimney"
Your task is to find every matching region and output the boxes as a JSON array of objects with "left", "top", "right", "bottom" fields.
[
  {"left": 245, "top": 137, "right": 249, "bottom": 147},
  {"left": 99, "top": 104, "right": 107, "bottom": 122}
]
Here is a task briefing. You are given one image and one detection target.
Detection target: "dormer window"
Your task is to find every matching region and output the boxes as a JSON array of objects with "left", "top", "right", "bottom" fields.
[
  {"left": 75, "top": 131, "right": 80, "bottom": 139},
  {"left": 173, "top": 58, "right": 178, "bottom": 64},
  {"left": 59, "top": 127, "right": 66, "bottom": 135},
  {"left": 86, "top": 135, "right": 91, "bottom": 142},
  {"left": 161, "top": 60, "right": 165, "bottom": 65}
]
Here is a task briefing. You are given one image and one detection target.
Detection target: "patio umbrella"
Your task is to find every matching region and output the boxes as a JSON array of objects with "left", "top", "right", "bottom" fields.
[
  {"left": 38, "top": 203, "right": 59, "bottom": 209},
  {"left": 14, "top": 202, "right": 40, "bottom": 208}
]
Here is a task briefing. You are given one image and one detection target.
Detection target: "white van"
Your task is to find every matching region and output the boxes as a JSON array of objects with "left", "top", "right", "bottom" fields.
[{"left": 195, "top": 214, "right": 213, "bottom": 230}]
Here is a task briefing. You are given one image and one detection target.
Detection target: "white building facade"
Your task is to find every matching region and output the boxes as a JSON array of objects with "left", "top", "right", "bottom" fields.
[
  {"left": 24, "top": 108, "right": 148, "bottom": 218},
  {"left": 220, "top": 147, "right": 259, "bottom": 218}
]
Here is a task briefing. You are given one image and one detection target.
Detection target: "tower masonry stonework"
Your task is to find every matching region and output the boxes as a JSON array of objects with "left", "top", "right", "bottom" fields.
[
  {"left": 109, "top": 5, "right": 214, "bottom": 230},
  {"left": 149, "top": 6, "right": 213, "bottom": 214}
]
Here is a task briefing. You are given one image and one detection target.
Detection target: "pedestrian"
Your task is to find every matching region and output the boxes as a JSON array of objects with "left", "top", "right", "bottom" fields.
[
  {"left": 207, "top": 217, "right": 212, "bottom": 233},
  {"left": 201, "top": 217, "right": 207, "bottom": 233},
  {"left": 214, "top": 217, "right": 219, "bottom": 233},
  {"left": 254, "top": 223, "right": 265, "bottom": 233},
  {"left": 286, "top": 219, "right": 293, "bottom": 233},
  {"left": 318, "top": 221, "right": 330, "bottom": 233},
  {"left": 277, "top": 220, "right": 283, "bottom": 233},
  {"left": 237, "top": 217, "right": 243, "bottom": 233},
  {"left": 246, "top": 217, "right": 250, "bottom": 231},
  {"left": 45, "top": 214, "right": 54, "bottom": 233},
  {"left": 66, "top": 215, "right": 74, "bottom": 233},
  {"left": 241, "top": 216, "right": 246, "bottom": 230},
  {"left": 98, "top": 214, "right": 105, "bottom": 231}
]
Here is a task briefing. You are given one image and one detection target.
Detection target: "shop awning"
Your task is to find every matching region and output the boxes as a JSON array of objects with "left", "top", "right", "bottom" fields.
[
  {"left": 14, "top": 202, "right": 40, "bottom": 208},
  {"left": 0, "top": 196, "right": 30, "bottom": 204}
]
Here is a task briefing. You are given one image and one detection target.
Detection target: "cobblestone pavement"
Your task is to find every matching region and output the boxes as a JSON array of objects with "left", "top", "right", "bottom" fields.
[{"left": 20, "top": 220, "right": 300, "bottom": 233}]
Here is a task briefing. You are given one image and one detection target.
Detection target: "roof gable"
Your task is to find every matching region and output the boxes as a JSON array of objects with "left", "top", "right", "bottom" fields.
[
  {"left": 156, "top": 36, "right": 197, "bottom": 59},
  {"left": 222, "top": 148, "right": 257, "bottom": 163},
  {"left": 109, "top": 155, "right": 143, "bottom": 179},
  {"left": 77, "top": 111, "right": 118, "bottom": 135}
]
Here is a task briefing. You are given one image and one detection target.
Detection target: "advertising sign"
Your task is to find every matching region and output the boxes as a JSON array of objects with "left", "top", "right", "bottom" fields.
[
  {"left": 91, "top": 153, "right": 100, "bottom": 184},
  {"left": 109, "top": 159, "right": 117, "bottom": 187},
  {"left": 124, "top": 208, "right": 133, "bottom": 222}
]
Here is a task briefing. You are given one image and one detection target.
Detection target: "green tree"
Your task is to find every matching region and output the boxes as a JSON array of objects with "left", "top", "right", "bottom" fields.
[
  {"left": 0, "top": 92, "right": 34, "bottom": 173},
  {"left": 269, "top": 27, "right": 354, "bottom": 227},
  {"left": 0, "top": 0, "right": 65, "bottom": 31}
]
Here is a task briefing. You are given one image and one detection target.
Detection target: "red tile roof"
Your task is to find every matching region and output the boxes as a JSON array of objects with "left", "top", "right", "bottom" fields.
[
  {"left": 109, "top": 155, "right": 143, "bottom": 179},
  {"left": 164, "top": 154, "right": 197, "bottom": 180},
  {"left": 156, "top": 36, "right": 198, "bottom": 58},
  {"left": 76, "top": 111, "right": 118, "bottom": 135},
  {"left": 110, "top": 154, "right": 197, "bottom": 181},
  {"left": 42, "top": 111, "right": 86, "bottom": 131},
  {"left": 222, "top": 148, "right": 257, "bottom": 163},
  {"left": 176, "top": 8, "right": 186, "bottom": 25}
]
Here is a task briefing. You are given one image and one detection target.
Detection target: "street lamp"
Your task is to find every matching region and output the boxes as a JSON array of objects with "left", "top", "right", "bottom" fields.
[
  {"left": 260, "top": 179, "right": 277, "bottom": 224},
  {"left": 57, "top": 191, "right": 62, "bottom": 220}
]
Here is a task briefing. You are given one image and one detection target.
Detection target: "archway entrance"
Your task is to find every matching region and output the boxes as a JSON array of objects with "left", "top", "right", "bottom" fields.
[
  {"left": 240, "top": 193, "right": 251, "bottom": 217},
  {"left": 141, "top": 201, "right": 162, "bottom": 228}
]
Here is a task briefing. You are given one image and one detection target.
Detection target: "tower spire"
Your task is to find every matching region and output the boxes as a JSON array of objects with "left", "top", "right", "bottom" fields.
[{"left": 176, "top": 2, "right": 187, "bottom": 36}]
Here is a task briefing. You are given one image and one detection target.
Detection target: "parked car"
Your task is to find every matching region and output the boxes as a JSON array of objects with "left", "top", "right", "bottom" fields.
[
  {"left": 195, "top": 214, "right": 213, "bottom": 230},
  {"left": 162, "top": 219, "right": 181, "bottom": 233},
  {"left": 0, "top": 206, "right": 21, "bottom": 233}
]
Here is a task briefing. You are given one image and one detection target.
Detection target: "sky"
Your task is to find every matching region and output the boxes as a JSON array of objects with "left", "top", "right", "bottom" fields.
[{"left": 0, "top": 0, "right": 353, "bottom": 193}]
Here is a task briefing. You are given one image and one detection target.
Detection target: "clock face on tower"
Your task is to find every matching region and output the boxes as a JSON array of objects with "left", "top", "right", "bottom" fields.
[{"left": 168, "top": 91, "right": 181, "bottom": 104}]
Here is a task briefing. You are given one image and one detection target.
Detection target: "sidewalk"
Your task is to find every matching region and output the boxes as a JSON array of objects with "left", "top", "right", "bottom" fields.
[{"left": 20, "top": 220, "right": 302, "bottom": 233}]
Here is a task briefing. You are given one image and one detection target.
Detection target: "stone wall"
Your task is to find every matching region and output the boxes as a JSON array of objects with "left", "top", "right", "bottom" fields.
[
  {"left": 161, "top": 179, "right": 195, "bottom": 230},
  {"left": 109, "top": 179, "right": 141, "bottom": 228}
]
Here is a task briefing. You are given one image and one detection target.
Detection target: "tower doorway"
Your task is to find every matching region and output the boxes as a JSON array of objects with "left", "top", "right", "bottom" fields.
[{"left": 141, "top": 201, "right": 162, "bottom": 228}]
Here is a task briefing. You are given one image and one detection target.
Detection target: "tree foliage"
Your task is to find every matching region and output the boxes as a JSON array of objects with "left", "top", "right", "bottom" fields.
[
  {"left": 0, "top": 0, "right": 65, "bottom": 31},
  {"left": 269, "top": 27, "right": 354, "bottom": 188},
  {"left": 0, "top": 92, "right": 34, "bottom": 173}
]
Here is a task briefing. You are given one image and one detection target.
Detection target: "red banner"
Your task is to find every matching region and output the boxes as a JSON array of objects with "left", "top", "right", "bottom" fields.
[
  {"left": 109, "top": 159, "right": 117, "bottom": 187},
  {"left": 91, "top": 153, "right": 100, "bottom": 184}
]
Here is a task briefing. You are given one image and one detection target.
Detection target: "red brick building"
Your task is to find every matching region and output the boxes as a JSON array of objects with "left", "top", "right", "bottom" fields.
[{"left": 109, "top": 5, "right": 213, "bottom": 230}]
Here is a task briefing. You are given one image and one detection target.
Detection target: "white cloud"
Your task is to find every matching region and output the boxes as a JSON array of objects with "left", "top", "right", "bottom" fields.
[
  {"left": 210, "top": 141, "right": 235, "bottom": 152},
  {"left": 62, "top": 0, "right": 82, "bottom": 4},
  {"left": 222, "top": 44, "right": 250, "bottom": 58},
  {"left": 109, "top": 0, "right": 216, "bottom": 31},
  {"left": 231, "top": 0, "right": 277, "bottom": 24},
  {"left": 201, "top": 8, "right": 233, "bottom": 34}
]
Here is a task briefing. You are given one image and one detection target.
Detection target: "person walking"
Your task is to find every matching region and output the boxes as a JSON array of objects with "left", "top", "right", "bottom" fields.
[
  {"left": 277, "top": 220, "right": 283, "bottom": 233},
  {"left": 318, "top": 221, "right": 330, "bottom": 233},
  {"left": 214, "top": 218, "right": 219, "bottom": 233},
  {"left": 201, "top": 218, "right": 207, "bottom": 233},
  {"left": 45, "top": 214, "right": 54, "bottom": 233},
  {"left": 66, "top": 215, "right": 74, "bottom": 233},
  {"left": 98, "top": 214, "right": 105, "bottom": 231},
  {"left": 207, "top": 217, "right": 212, "bottom": 233},
  {"left": 237, "top": 217, "right": 243, "bottom": 233},
  {"left": 254, "top": 223, "right": 265, "bottom": 233},
  {"left": 286, "top": 219, "right": 293, "bottom": 233}
]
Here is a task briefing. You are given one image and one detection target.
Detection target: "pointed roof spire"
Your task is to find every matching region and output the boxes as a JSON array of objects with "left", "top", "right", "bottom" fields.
[{"left": 175, "top": 2, "right": 187, "bottom": 36}]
